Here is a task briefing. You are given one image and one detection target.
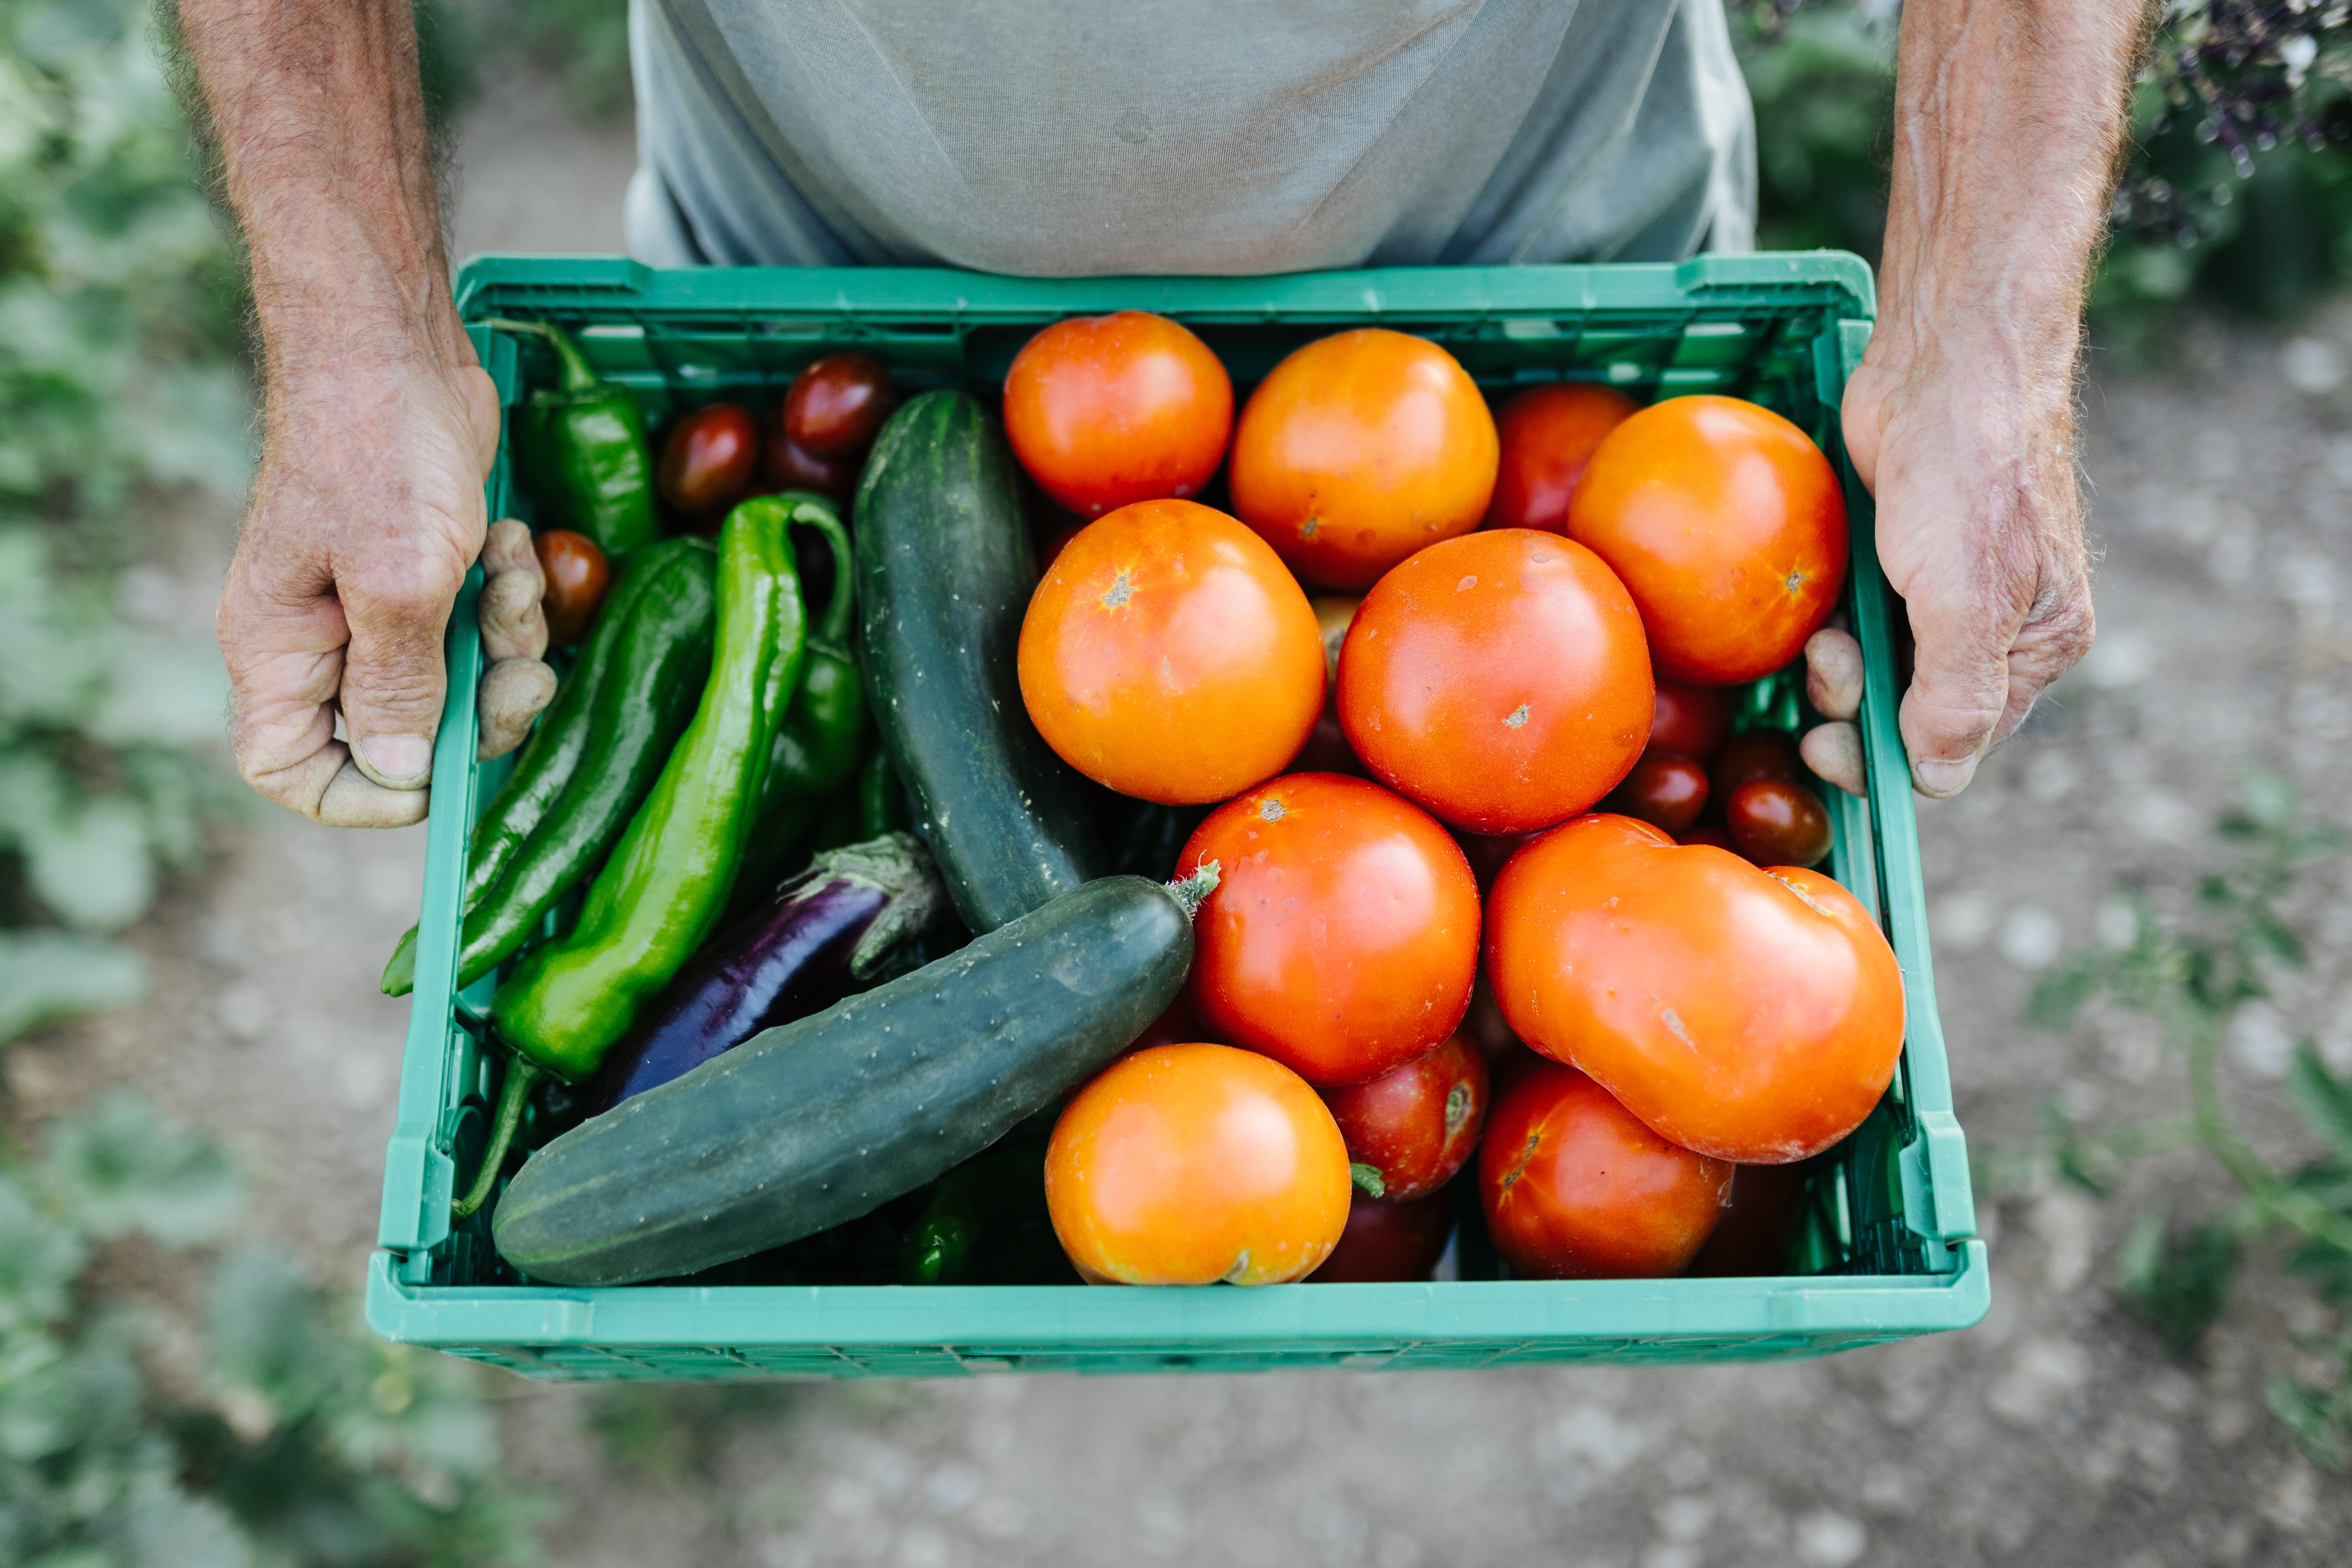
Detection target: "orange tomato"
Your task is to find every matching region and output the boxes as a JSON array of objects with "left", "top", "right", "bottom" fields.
[
  {"left": 1017, "top": 499, "right": 1324, "bottom": 804},
  {"left": 1229, "top": 329, "right": 1498, "bottom": 590},
  {"left": 1178, "top": 773, "right": 1480, "bottom": 1088},
  {"left": 1479, "top": 1059, "right": 1732, "bottom": 1280},
  {"left": 1566, "top": 395, "right": 1848, "bottom": 685},
  {"left": 1046, "top": 1043, "right": 1351, "bottom": 1285},
  {"left": 1484, "top": 383, "right": 1639, "bottom": 532},
  {"left": 1003, "top": 311, "right": 1233, "bottom": 518},
  {"left": 1319, "top": 1032, "right": 1488, "bottom": 1201},
  {"left": 1485, "top": 814, "right": 1905, "bottom": 1163},
  {"left": 1338, "top": 528, "right": 1653, "bottom": 834}
]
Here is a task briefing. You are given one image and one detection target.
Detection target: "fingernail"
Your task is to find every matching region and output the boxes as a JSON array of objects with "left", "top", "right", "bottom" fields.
[
  {"left": 357, "top": 732, "right": 435, "bottom": 789},
  {"left": 1913, "top": 753, "right": 1979, "bottom": 798}
]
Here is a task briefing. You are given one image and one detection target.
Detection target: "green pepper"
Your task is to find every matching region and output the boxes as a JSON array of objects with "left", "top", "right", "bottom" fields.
[
  {"left": 455, "top": 497, "right": 806, "bottom": 1220},
  {"left": 492, "top": 317, "right": 660, "bottom": 555},
  {"left": 857, "top": 745, "right": 911, "bottom": 839},
  {"left": 380, "top": 539, "right": 717, "bottom": 997},
  {"left": 901, "top": 1138, "right": 1077, "bottom": 1285},
  {"left": 730, "top": 493, "right": 867, "bottom": 911}
]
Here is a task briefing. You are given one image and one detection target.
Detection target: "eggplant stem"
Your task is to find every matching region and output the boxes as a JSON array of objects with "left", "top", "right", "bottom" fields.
[{"left": 453, "top": 1059, "right": 545, "bottom": 1222}]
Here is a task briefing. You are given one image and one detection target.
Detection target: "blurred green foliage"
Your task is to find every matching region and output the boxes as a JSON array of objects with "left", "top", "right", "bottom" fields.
[
  {"left": 0, "top": 1090, "right": 549, "bottom": 1565},
  {"left": 0, "top": 0, "right": 252, "bottom": 1044}
]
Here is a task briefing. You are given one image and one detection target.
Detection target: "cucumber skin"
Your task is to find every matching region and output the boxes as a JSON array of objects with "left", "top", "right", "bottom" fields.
[
  {"left": 492, "top": 875, "right": 1190, "bottom": 1286},
  {"left": 855, "top": 390, "right": 1104, "bottom": 933}
]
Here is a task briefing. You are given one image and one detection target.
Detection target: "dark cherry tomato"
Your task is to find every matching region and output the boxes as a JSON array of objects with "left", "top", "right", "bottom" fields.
[
  {"left": 532, "top": 529, "right": 611, "bottom": 647},
  {"left": 1684, "top": 1163, "right": 1809, "bottom": 1277},
  {"left": 658, "top": 403, "right": 759, "bottom": 517},
  {"left": 1725, "top": 777, "right": 1833, "bottom": 868},
  {"left": 760, "top": 406, "right": 858, "bottom": 504},
  {"left": 1307, "top": 1189, "right": 1456, "bottom": 1283},
  {"left": 1320, "top": 1033, "right": 1488, "bottom": 1202},
  {"left": 784, "top": 352, "right": 896, "bottom": 459},
  {"left": 1710, "top": 728, "right": 1805, "bottom": 803},
  {"left": 1603, "top": 750, "right": 1709, "bottom": 836},
  {"left": 1478, "top": 1059, "right": 1731, "bottom": 1279},
  {"left": 1678, "top": 823, "right": 1736, "bottom": 852},
  {"left": 1650, "top": 679, "right": 1735, "bottom": 763}
]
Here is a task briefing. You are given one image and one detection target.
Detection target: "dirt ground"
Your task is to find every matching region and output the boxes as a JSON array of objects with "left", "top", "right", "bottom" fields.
[{"left": 15, "top": 54, "right": 2352, "bottom": 1568}]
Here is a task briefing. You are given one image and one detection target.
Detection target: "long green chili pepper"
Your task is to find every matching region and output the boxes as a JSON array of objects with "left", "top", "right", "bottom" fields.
[
  {"left": 729, "top": 493, "right": 867, "bottom": 912},
  {"left": 380, "top": 539, "right": 716, "bottom": 997},
  {"left": 492, "top": 317, "right": 660, "bottom": 556},
  {"left": 456, "top": 497, "right": 806, "bottom": 1219},
  {"left": 857, "top": 745, "right": 911, "bottom": 839}
]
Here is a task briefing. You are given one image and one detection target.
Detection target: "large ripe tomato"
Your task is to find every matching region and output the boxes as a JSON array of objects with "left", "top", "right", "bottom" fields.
[
  {"left": 1320, "top": 1032, "right": 1488, "bottom": 1202},
  {"left": 1003, "top": 311, "right": 1233, "bottom": 518},
  {"left": 1308, "top": 1189, "right": 1456, "bottom": 1283},
  {"left": 1566, "top": 395, "right": 1847, "bottom": 685},
  {"left": 1338, "top": 528, "right": 1653, "bottom": 834},
  {"left": 1178, "top": 773, "right": 1480, "bottom": 1087},
  {"left": 1485, "top": 814, "right": 1905, "bottom": 1162},
  {"left": 1045, "top": 1043, "right": 1351, "bottom": 1285},
  {"left": 1485, "top": 383, "right": 1639, "bottom": 532},
  {"left": 1229, "top": 329, "right": 1498, "bottom": 590},
  {"left": 1478, "top": 1059, "right": 1732, "bottom": 1280},
  {"left": 1017, "top": 499, "right": 1323, "bottom": 804}
]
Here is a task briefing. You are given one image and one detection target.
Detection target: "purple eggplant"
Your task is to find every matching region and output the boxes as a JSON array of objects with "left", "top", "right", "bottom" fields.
[{"left": 582, "top": 831, "right": 952, "bottom": 1114}]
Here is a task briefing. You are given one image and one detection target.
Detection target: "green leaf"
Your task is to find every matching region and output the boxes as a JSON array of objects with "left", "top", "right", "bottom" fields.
[
  {"left": 40, "top": 1090, "right": 243, "bottom": 1245},
  {"left": 2239, "top": 769, "right": 2298, "bottom": 833},
  {"left": 2286, "top": 1043, "right": 2352, "bottom": 1155},
  {"left": 26, "top": 795, "right": 156, "bottom": 931},
  {"left": 0, "top": 930, "right": 146, "bottom": 1043},
  {"left": 0, "top": 1173, "right": 87, "bottom": 1331},
  {"left": 2027, "top": 960, "right": 2103, "bottom": 1031},
  {"left": 204, "top": 1249, "right": 337, "bottom": 1425},
  {"left": 2117, "top": 1210, "right": 2238, "bottom": 1358},
  {"left": 2266, "top": 1376, "right": 2350, "bottom": 1472}
]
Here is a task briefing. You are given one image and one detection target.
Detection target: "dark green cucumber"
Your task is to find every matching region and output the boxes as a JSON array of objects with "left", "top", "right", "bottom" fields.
[
  {"left": 854, "top": 390, "right": 1103, "bottom": 932},
  {"left": 492, "top": 874, "right": 1193, "bottom": 1286}
]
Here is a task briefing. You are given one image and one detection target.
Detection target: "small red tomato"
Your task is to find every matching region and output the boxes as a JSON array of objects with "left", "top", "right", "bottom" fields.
[
  {"left": 1650, "top": 679, "right": 1735, "bottom": 763},
  {"left": 658, "top": 402, "right": 760, "bottom": 517},
  {"left": 1004, "top": 311, "right": 1233, "bottom": 518},
  {"left": 532, "top": 530, "right": 611, "bottom": 647},
  {"left": 784, "top": 353, "right": 896, "bottom": 459},
  {"left": 760, "top": 406, "right": 858, "bottom": 503},
  {"left": 1179, "top": 773, "right": 1481, "bottom": 1088},
  {"left": 1710, "top": 728, "right": 1805, "bottom": 802},
  {"left": 1478, "top": 1059, "right": 1732, "bottom": 1280},
  {"left": 1725, "top": 777, "right": 1834, "bottom": 868},
  {"left": 1485, "top": 383, "right": 1640, "bottom": 532},
  {"left": 1603, "top": 750, "right": 1710, "bottom": 836},
  {"left": 1308, "top": 1189, "right": 1456, "bottom": 1283},
  {"left": 1684, "top": 1162, "right": 1810, "bottom": 1277},
  {"left": 1320, "top": 1033, "right": 1488, "bottom": 1202}
]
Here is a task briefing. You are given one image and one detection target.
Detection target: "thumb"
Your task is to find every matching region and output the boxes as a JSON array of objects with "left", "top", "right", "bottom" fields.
[
  {"left": 339, "top": 548, "right": 473, "bottom": 788},
  {"left": 1898, "top": 604, "right": 2012, "bottom": 798}
]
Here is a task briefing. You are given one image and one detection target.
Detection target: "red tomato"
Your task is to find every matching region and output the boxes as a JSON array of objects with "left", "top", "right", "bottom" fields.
[
  {"left": 1478, "top": 1059, "right": 1732, "bottom": 1280},
  {"left": 1684, "top": 1163, "right": 1810, "bottom": 1277},
  {"left": 1308, "top": 1189, "right": 1456, "bottom": 1283},
  {"left": 1711, "top": 728, "right": 1805, "bottom": 803},
  {"left": 1602, "top": 750, "right": 1709, "bottom": 836},
  {"left": 1046, "top": 1043, "right": 1350, "bottom": 1285},
  {"left": 1003, "top": 312, "right": 1233, "bottom": 518},
  {"left": 532, "top": 529, "right": 610, "bottom": 647},
  {"left": 1650, "top": 679, "right": 1735, "bottom": 762},
  {"left": 1567, "top": 395, "right": 1848, "bottom": 684},
  {"left": 1319, "top": 1033, "right": 1489, "bottom": 1202},
  {"left": 1726, "top": 777, "right": 1834, "bottom": 868},
  {"left": 1018, "top": 499, "right": 1324, "bottom": 804},
  {"left": 1178, "top": 774, "right": 1480, "bottom": 1087},
  {"left": 759, "top": 410, "right": 857, "bottom": 505},
  {"left": 1338, "top": 529, "right": 1653, "bottom": 834},
  {"left": 784, "top": 352, "right": 896, "bottom": 459},
  {"left": 1485, "top": 814, "right": 1905, "bottom": 1162},
  {"left": 1230, "top": 329, "right": 1498, "bottom": 590},
  {"left": 658, "top": 403, "right": 759, "bottom": 517},
  {"left": 1485, "top": 383, "right": 1640, "bottom": 532}
]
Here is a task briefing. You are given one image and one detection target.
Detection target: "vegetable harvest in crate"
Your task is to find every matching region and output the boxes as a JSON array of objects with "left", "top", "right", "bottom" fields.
[{"left": 420, "top": 307, "right": 1907, "bottom": 1291}]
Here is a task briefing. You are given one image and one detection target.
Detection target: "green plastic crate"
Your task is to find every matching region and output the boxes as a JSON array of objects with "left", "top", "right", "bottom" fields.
[{"left": 365, "top": 254, "right": 1988, "bottom": 1379}]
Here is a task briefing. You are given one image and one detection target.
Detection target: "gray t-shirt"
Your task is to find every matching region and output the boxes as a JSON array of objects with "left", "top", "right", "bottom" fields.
[{"left": 620, "top": 0, "right": 1754, "bottom": 274}]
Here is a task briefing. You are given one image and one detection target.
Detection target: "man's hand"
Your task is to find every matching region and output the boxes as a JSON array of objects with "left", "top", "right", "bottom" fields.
[
  {"left": 1836, "top": 0, "right": 2142, "bottom": 798},
  {"left": 182, "top": 0, "right": 510, "bottom": 825}
]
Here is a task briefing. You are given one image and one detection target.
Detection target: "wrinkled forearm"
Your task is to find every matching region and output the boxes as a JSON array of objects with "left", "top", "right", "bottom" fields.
[
  {"left": 175, "top": 0, "right": 465, "bottom": 386},
  {"left": 1874, "top": 0, "right": 2145, "bottom": 385}
]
